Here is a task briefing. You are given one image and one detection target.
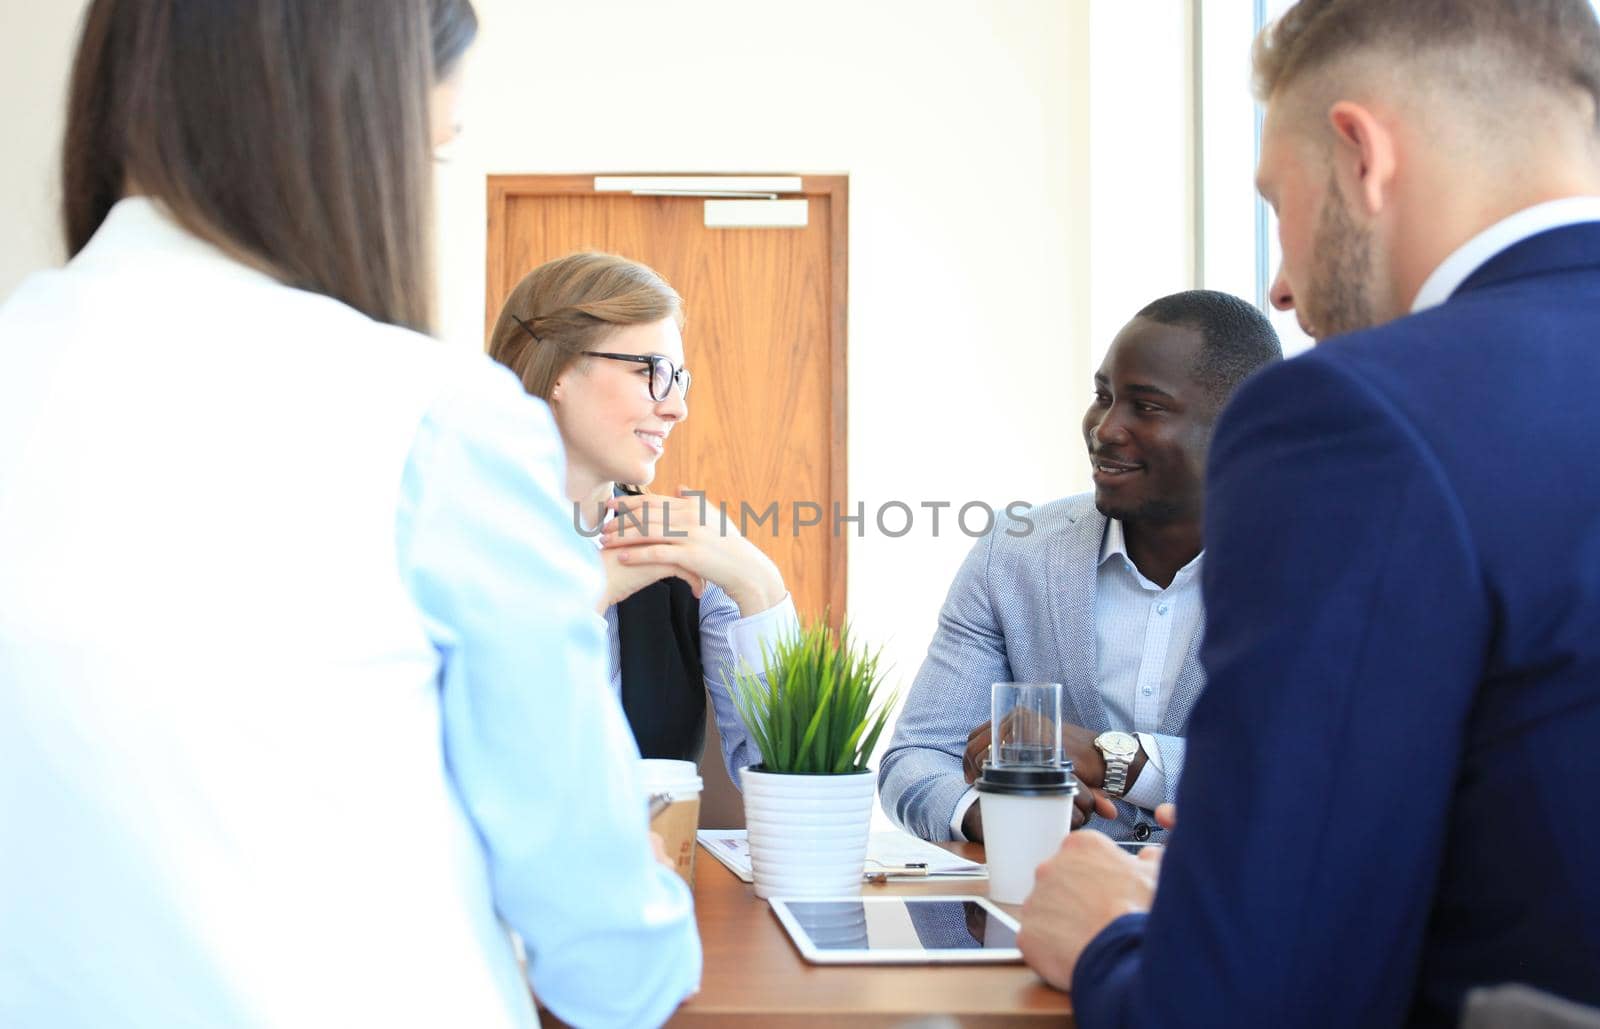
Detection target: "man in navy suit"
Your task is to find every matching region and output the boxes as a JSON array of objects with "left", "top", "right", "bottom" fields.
[{"left": 1018, "top": 1, "right": 1600, "bottom": 1026}]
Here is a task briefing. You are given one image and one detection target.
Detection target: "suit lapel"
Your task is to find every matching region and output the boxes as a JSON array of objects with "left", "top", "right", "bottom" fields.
[{"left": 1047, "top": 502, "right": 1110, "bottom": 732}]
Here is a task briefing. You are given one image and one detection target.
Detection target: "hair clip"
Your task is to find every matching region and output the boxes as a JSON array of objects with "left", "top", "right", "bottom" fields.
[{"left": 510, "top": 312, "right": 540, "bottom": 342}]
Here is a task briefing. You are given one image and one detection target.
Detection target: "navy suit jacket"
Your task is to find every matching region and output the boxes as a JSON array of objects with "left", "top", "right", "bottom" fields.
[{"left": 1072, "top": 223, "right": 1600, "bottom": 1027}]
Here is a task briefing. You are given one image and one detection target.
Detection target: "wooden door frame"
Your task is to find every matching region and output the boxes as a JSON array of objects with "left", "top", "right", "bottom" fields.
[{"left": 484, "top": 173, "right": 849, "bottom": 622}]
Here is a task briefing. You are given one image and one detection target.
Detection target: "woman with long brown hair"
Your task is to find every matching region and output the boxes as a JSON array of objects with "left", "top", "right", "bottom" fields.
[
  {"left": 0, "top": 3, "right": 697, "bottom": 1025},
  {"left": 487, "top": 252, "right": 797, "bottom": 782}
]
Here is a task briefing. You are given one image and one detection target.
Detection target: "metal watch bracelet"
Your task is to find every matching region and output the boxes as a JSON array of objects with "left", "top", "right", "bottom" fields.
[{"left": 1102, "top": 758, "right": 1130, "bottom": 797}]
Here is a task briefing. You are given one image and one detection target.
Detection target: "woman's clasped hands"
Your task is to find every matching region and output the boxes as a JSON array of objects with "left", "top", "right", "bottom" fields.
[{"left": 598, "top": 487, "right": 786, "bottom": 617}]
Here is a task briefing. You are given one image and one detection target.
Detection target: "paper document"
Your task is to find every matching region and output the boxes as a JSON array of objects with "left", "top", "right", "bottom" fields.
[{"left": 697, "top": 829, "right": 986, "bottom": 883}]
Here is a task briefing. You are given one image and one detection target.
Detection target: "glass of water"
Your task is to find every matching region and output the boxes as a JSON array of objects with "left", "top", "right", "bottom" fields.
[{"left": 990, "top": 682, "right": 1063, "bottom": 767}]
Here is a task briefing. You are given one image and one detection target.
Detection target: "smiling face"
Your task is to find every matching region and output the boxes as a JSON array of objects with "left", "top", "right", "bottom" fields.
[
  {"left": 1081, "top": 317, "right": 1215, "bottom": 527},
  {"left": 549, "top": 317, "right": 688, "bottom": 491}
]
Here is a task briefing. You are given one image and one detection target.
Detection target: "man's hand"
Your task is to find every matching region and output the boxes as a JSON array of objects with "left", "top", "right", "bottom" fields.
[
  {"left": 961, "top": 800, "right": 984, "bottom": 842},
  {"left": 963, "top": 721, "right": 992, "bottom": 784},
  {"left": 1018, "top": 830, "right": 1162, "bottom": 992},
  {"left": 1072, "top": 777, "right": 1118, "bottom": 828},
  {"left": 1061, "top": 723, "right": 1104, "bottom": 786},
  {"left": 963, "top": 720, "right": 1115, "bottom": 834},
  {"left": 966, "top": 719, "right": 1111, "bottom": 788}
]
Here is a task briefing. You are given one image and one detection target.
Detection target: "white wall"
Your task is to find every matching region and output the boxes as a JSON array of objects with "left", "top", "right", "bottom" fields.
[
  {"left": 1085, "top": 0, "right": 1193, "bottom": 368},
  {"left": 436, "top": 2, "right": 1193, "bottom": 787},
  {"left": 0, "top": 0, "right": 85, "bottom": 293},
  {"left": 446, "top": 0, "right": 1058, "bottom": 741},
  {"left": 2, "top": 1, "right": 1198, "bottom": 816}
]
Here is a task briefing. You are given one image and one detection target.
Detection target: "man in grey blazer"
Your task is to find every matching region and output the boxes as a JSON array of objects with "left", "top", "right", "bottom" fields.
[{"left": 880, "top": 291, "right": 1281, "bottom": 844}]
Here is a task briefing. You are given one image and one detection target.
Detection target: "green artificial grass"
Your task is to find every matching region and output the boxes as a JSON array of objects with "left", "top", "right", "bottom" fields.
[{"left": 729, "top": 621, "right": 897, "bottom": 776}]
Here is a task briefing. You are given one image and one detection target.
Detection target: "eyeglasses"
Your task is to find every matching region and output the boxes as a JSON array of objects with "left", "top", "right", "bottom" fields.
[
  {"left": 511, "top": 313, "right": 691, "bottom": 402},
  {"left": 585, "top": 352, "right": 692, "bottom": 402}
]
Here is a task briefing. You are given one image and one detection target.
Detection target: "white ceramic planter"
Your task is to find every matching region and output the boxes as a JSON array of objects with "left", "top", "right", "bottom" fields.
[{"left": 741, "top": 766, "right": 875, "bottom": 899}]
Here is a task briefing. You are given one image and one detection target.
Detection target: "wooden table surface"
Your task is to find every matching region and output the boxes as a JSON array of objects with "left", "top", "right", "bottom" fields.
[{"left": 666, "top": 841, "right": 1075, "bottom": 1028}]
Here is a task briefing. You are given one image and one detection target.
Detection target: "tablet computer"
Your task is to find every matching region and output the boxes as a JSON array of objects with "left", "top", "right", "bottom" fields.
[{"left": 768, "top": 895, "right": 1023, "bottom": 965}]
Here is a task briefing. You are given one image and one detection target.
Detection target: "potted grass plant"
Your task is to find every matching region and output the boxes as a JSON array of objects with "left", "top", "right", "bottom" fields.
[{"left": 729, "top": 621, "right": 897, "bottom": 898}]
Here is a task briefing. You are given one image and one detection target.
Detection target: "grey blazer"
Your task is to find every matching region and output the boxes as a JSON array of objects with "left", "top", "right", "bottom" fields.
[{"left": 878, "top": 493, "right": 1206, "bottom": 843}]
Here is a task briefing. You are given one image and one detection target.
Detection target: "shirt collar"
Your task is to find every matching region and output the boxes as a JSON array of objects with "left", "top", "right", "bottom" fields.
[
  {"left": 1098, "top": 518, "right": 1203, "bottom": 589},
  {"left": 71, "top": 196, "right": 276, "bottom": 288},
  {"left": 1410, "top": 196, "right": 1600, "bottom": 314},
  {"left": 1099, "top": 517, "right": 1130, "bottom": 568}
]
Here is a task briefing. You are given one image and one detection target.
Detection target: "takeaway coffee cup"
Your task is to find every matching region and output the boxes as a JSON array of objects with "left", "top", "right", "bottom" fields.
[
  {"left": 638, "top": 758, "right": 703, "bottom": 886},
  {"left": 977, "top": 681, "right": 1074, "bottom": 904},
  {"left": 975, "top": 762, "right": 1078, "bottom": 904}
]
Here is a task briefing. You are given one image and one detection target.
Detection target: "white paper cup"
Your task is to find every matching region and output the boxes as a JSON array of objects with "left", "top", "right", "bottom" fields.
[
  {"left": 639, "top": 758, "right": 703, "bottom": 886},
  {"left": 974, "top": 764, "right": 1077, "bottom": 905}
]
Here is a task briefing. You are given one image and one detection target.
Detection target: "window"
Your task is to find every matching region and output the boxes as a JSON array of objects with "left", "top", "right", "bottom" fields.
[
  {"left": 1196, "top": 0, "right": 1310, "bottom": 355},
  {"left": 1205, "top": 0, "right": 1600, "bottom": 352},
  {"left": 1254, "top": 0, "right": 1311, "bottom": 354}
]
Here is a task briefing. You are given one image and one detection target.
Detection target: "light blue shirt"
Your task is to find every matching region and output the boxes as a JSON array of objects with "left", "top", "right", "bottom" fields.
[
  {"left": 1092, "top": 518, "right": 1201, "bottom": 811},
  {"left": 947, "top": 518, "right": 1200, "bottom": 837},
  {"left": 0, "top": 197, "right": 698, "bottom": 1028},
  {"left": 397, "top": 375, "right": 703, "bottom": 1028}
]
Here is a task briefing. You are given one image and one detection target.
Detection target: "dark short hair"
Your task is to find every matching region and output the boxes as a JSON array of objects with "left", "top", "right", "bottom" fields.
[
  {"left": 62, "top": 0, "right": 478, "bottom": 334},
  {"left": 1254, "top": 0, "right": 1600, "bottom": 123},
  {"left": 1136, "top": 290, "right": 1283, "bottom": 409}
]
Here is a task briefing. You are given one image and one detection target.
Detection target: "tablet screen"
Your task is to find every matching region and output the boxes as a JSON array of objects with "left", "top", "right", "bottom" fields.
[{"left": 780, "top": 898, "right": 1018, "bottom": 952}]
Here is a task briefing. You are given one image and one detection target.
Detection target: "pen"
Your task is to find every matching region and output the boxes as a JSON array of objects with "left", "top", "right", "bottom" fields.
[{"left": 862, "top": 860, "right": 929, "bottom": 883}]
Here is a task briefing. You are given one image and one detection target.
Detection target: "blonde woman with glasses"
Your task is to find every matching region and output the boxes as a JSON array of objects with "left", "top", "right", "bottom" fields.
[{"left": 487, "top": 253, "right": 797, "bottom": 784}]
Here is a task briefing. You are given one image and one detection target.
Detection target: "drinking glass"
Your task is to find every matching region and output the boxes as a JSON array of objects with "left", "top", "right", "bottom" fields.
[{"left": 990, "top": 682, "right": 1063, "bottom": 767}]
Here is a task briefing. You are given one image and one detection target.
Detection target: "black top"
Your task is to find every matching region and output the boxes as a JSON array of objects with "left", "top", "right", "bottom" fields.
[{"left": 616, "top": 574, "right": 706, "bottom": 762}]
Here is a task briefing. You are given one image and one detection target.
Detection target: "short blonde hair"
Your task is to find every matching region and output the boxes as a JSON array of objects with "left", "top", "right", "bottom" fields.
[
  {"left": 1253, "top": 0, "right": 1600, "bottom": 118},
  {"left": 486, "top": 252, "right": 683, "bottom": 402}
]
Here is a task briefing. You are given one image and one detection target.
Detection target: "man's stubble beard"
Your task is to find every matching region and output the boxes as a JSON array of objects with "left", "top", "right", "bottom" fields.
[
  {"left": 1306, "top": 174, "right": 1380, "bottom": 339},
  {"left": 1094, "top": 495, "right": 1186, "bottom": 528}
]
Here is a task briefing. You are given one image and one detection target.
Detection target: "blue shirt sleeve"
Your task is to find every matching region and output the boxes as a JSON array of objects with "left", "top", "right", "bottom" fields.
[
  {"left": 394, "top": 359, "right": 701, "bottom": 1029},
  {"left": 695, "top": 584, "right": 797, "bottom": 786}
]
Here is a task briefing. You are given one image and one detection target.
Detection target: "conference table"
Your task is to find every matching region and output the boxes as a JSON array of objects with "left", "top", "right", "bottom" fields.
[{"left": 665, "top": 841, "right": 1075, "bottom": 1028}]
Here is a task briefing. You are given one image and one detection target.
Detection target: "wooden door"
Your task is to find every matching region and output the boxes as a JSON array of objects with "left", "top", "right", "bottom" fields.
[{"left": 484, "top": 175, "right": 847, "bottom": 624}]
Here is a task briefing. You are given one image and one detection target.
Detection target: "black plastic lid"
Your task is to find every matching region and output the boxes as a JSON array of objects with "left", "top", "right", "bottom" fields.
[{"left": 974, "top": 761, "right": 1078, "bottom": 797}]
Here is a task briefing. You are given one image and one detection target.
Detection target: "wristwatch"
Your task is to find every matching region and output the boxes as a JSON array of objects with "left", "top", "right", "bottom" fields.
[{"left": 1094, "top": 731, "right": 1141, "bottom": 798}]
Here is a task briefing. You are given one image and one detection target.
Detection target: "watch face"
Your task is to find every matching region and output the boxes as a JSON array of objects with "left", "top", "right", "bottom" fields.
[{"left": 1096, "top": 731, "right": 1139, "bottom": 760}]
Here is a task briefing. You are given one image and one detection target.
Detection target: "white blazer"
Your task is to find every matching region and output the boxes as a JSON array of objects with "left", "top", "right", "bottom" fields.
[{"left": 0, "top": 199, "right": 698, "bottom": 1028}]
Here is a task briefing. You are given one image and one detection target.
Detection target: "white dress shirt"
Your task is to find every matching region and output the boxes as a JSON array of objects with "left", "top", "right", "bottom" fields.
[
  {"left": 949, "top": 519, "right": 1201, "bottom": 836},
  {"left": 1411, "top": 196, "right": 1600, "bottom": 313}
]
